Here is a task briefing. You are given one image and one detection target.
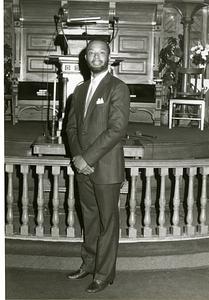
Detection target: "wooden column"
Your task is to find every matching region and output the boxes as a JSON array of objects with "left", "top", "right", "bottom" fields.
[
  {"left": 128, "top": 167, "right": 138, "bottom": 238},
  {"left": 157, "top": 167, "right": 168, "bottom": 237},
  {"left": 186, "top": 167, "right": 196, "bottom": 236},
  {"left": 20, "top": 165, "right": 29, "bottom": 235},
  {"left": 36, "top": 165, "right": 45, "bottom": 237},
  {"left": 198, "top": 166, "right": 209, "bottom": 234},
  {"left": 51, "top": 166, "right": 60, "bottom": 237},
  {"left": 143, "top": 167, "right": 154, "bottom": 237},
  {"left": 67, "top": 166, "right": 75, "bottom": 238},
  {"left": 171, "top": 167, "right": 183, "bottom": 236},
  {"left": 6, "top": 164, "right": 14, "bottom": 235}
]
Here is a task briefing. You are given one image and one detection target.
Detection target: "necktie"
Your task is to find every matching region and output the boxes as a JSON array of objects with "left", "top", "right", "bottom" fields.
[{"left": 84, "top": 83, "right": 94, "bottom": 117}]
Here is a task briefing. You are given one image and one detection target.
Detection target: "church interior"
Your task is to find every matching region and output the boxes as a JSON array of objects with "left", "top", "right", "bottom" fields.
[{"left": 4, "top": 0, "right": 209, "bottom": 298}]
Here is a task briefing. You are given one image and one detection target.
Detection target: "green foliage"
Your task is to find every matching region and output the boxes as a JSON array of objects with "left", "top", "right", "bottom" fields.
[
  {"left": 158, "top": 35, "right": 183, "bottom": 88},
  {"left": 4, "top": 43, "right": 13, "bottom": 95}
]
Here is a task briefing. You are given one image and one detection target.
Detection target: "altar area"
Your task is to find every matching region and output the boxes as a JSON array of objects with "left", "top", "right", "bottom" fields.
[
  {"left": 5, "top": 120, "right": 209, "bottom": 160},
  {"left": 4, "top": 0, "right": 209, "bottom": 248}
]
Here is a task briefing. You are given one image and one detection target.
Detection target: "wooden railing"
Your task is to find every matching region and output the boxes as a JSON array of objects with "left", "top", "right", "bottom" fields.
[{"left": 5, "top": 156, "right": 209, "bottom": 242}]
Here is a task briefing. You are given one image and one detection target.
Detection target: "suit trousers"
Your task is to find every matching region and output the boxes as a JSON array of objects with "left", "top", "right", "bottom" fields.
[{"left": 77, "top": 176, "right": 121, "bottom": 282}]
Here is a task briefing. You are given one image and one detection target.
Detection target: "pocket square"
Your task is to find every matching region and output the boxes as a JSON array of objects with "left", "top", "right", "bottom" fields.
[{"left": 96, "top": 98, "right": 104, "bottom": 104}]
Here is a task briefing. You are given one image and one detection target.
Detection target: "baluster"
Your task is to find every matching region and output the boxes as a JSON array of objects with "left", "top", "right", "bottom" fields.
[
  {"left": 128, "top": 167, "right": 138, "bottom": 238},
  {"left": 6, "top": 164, "right": 14, "bottom": 235},
  {"left": 119, "top": 180, "right": 129, "bottom": 238},
  {"left": 198, "top": 167, "right": 209, "bottom": 234},
  {"left": 171, "top": 167, "right": 183, "bottom": 236},
  {"left": 157, "top": 167, "right": 168, "bottom": 237},
  {"left": 36, "top": 165, "right": 45, "bottom": 237},
  {"left": 143, "top": 167, "right": 154, "bottom": 237},
  {"left": 186, "top": 167, "right": 196, "bottom": 236},
  {"left": 20, "top": 165, "right": 29, "bottom": 235},
  {"left": 67, "top": 166, "right": 75, "bottom": 237},
  {"left": 51, "top": 166, "right": 60, "bottom": 237},
  {"left": 118, "top": 196, "right": 121, "bottom": 238}
]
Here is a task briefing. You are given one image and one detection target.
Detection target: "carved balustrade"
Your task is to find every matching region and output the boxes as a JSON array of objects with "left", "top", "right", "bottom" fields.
[{"left": 5, "top": 156, "right": 209, "bottom": 242}]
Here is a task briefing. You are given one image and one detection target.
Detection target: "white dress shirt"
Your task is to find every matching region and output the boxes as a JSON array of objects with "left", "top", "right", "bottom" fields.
[{"left": 84, "top": 69, "right": 109, "bottom": 117}]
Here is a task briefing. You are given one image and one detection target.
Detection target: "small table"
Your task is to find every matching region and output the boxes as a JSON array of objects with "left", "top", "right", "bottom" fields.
[
  {"left": 33, "top": 136, "right": 144, "bottom": 159},
  {"left": 169, "top": 98, "right": 205, "bottom": 130}
]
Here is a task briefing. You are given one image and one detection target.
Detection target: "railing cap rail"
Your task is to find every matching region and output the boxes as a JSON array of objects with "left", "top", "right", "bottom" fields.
[
  {"left": 125, "top": 159, "right": 209, "bottom": 168},
  {"left": 5, "top": 156, "right": 71, "bottom": 166},
  {"left": 5, "top": 156, "right": 209, "bottom": 169}
]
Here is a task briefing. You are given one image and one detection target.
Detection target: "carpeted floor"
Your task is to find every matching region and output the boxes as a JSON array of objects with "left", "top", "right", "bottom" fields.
[
  {"left": 4, "top": 120, "right": 209, "bottom": 299},
  {"left": 4, "top": 120, "right": 209, "bottom": 159},
  {"left": 6, "top": 267, "right": 209, "bottom": 300}
]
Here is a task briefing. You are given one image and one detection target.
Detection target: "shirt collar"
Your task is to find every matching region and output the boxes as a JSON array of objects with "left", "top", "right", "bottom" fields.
[{"left": 90, "top": 69, "right": 109, "bottom": 85}]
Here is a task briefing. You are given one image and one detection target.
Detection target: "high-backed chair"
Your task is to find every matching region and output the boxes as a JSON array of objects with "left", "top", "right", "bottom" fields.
[{"left": 169, "top": 67, "right": 206, "bottom": 130}]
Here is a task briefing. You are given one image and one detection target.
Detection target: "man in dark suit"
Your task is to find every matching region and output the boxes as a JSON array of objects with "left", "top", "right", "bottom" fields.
[{"left": 66, "top": 39, "right": 130, "bottom": 293}]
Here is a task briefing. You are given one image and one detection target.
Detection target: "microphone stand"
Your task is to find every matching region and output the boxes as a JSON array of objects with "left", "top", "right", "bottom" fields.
[{"left": 49, "top": 79, "right": 58, "bottom": 142}]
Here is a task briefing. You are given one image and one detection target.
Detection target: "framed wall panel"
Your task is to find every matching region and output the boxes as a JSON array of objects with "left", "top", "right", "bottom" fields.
[
  {"left": 119, "top": 35, "right": 148, "bottom": 53},
  {"left": 27, "top": 56, "right": 55, "bottom": 73},
  {"left": 27, "top": 33, "right": 56, "bottom": 51},
  {"left": 119, "top": 59, "right": 147, "bottom": 75}
]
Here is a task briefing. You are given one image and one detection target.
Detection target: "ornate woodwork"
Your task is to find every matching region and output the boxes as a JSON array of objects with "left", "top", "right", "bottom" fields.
[
  {"left": 4, "top": 0, "right": 209, "bottom": 123},
  {"left": 5, "top": 156, "right": 209, "bottom": 241}
]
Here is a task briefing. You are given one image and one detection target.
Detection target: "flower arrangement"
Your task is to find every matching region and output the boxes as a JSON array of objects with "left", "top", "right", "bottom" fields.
[{"left": 190, "top": 42, "right": 209, "bottom": 67}]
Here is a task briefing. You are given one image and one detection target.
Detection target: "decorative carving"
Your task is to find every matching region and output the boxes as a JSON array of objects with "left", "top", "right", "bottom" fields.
[
  {"left": 12, "top": 0, "right": 21, "bottom": 23},
  {"left": 155, "top": 4, "right": 164, "bottom": 26}
]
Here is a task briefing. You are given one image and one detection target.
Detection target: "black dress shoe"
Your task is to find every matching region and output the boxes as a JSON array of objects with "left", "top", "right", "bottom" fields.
[
  {"left": 67, "top": 268, "right": 90, "bottom": 280},
  {"left": 86, "top": 279, "right": 113, "bottom": 293}
]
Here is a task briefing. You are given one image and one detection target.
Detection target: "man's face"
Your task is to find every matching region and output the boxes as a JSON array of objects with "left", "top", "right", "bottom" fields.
[{"left": 86, "top": 41, "right": 109, "bottom": 74}]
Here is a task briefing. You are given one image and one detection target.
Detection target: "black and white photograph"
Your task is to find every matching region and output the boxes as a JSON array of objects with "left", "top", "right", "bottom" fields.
[{"left": 3, "top": 0, "right": 209, "bottom": 299}]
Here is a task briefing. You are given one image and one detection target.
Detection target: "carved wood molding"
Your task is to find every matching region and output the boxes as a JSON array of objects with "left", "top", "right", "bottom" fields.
[
  {"left": 155, "top": 4, "right": 164, "bottom": 26},
  {"left": 12, "top": 0, "right": 21, "bottom": 24},
  {"left": 27, "top": 56, "right": 56, "bottom": 73}
]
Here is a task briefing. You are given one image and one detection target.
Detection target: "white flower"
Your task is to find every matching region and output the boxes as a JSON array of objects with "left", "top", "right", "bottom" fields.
[
  {"left": 191, "top": 46, "right": 197, "bottom": 52},
  {"left": 190, "top": 42, "right": 209, "bottom": 65}
]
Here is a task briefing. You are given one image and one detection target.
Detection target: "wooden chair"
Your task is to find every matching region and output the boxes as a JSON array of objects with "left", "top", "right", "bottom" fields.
[{"left": 169, "top": 67, "right": 206, "bottom": 130}]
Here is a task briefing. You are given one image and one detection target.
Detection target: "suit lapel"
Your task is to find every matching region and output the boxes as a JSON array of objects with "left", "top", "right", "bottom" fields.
[
  {"left": 84, "top": 72, "right": 112, "bottom": 121},
  {"left": 77, "top": 81, "right": 90, "bottom": 123}
]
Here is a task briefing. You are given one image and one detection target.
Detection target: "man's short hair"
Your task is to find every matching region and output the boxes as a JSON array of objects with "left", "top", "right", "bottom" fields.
[{"left": 86, "top": 40, "right": 110, "bottom": 55}]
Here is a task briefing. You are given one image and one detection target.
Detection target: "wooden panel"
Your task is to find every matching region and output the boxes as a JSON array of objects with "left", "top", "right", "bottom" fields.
[
  {"left": 116, "top": 3, "right": 156, "bottom": 24},
  {"left": 21, "top": 0, "right": 59, "bottom": 22},
  {"left": 68, "top": 1, "right": 109, "bottom": 20},
  {"left": 119, "top": 36, "right": 148, "bottom": 53},
  {"left": 119, "top": 59, "right": 147, "bottom": 75},
  {"left": 27, "top": 34, "right": 56, "bottom": 51},
  {"left": 27, "top": 56, "right": 55, "bottom": 73},
  {"left": 4, "top": 1, "right": 13, "bottom": 46}
]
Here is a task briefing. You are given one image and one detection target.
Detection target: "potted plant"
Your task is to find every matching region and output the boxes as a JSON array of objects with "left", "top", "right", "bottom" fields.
[
  {"left": 158, "top": 35, "right": 183, "bottom": 124},
  {"left": 4, "top": 43, "right": 13, "bottom": 112}
]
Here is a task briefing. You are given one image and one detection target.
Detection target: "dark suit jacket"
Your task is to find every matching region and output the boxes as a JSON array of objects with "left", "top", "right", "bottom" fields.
[{"left": 66, "top": 72, "right": 130, "bottom": 184}]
